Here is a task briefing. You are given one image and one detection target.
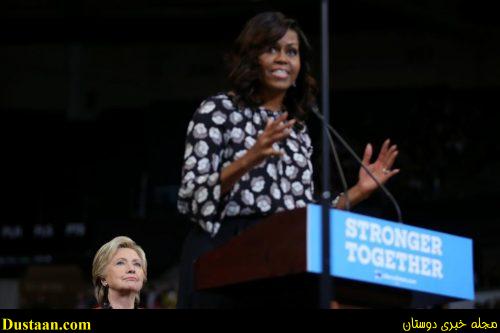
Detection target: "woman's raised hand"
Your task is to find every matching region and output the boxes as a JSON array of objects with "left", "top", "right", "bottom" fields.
[
  {"left": 248, "top": 112, "right": 296, "bottom": 164},
  {"left": 356, "top": 138, "right": 400, "bottom": 197}
]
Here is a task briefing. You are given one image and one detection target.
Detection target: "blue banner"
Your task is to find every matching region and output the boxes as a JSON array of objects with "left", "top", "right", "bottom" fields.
[{"left": 306, "top": 204, "right": 474, "bottom": 300}]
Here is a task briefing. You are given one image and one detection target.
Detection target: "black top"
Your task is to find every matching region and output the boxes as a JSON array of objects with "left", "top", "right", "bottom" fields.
[{"left": 177, "top": 93, "right": 315, "bottom": 236}]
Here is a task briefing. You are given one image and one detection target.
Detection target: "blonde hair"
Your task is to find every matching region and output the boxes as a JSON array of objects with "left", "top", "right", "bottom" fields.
[{"left": 92, "top": 236, "right": 148, "bottom": 306}]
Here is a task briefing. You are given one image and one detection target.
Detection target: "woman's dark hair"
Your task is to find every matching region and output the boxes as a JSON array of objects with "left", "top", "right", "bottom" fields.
[{"left": 227, "top": 12, "right": 317, "bottom": 121}]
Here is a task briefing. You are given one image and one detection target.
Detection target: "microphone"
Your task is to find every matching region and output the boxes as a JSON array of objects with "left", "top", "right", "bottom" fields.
[
  {"left": 310, "top": 107, "right": 403, "bottom": 223},
  {"left": 325, "top": 117, "right": 352, "bottom": 211}
]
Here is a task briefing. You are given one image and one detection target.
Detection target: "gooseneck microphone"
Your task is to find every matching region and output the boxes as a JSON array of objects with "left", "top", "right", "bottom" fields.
[
  {"left": 310, "top": 107, "right": 403, "bottom": 223},
  {"left": 325, "top": 117, "right": 351, "bottom": 211}
]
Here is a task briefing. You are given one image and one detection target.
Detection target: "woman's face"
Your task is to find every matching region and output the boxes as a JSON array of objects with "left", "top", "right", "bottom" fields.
[
  {"left": 103, "top": 248, "right": 145, "bottom": 294},
  {"left": 258, "top": 29, "right": 301, "bottom": 95}
]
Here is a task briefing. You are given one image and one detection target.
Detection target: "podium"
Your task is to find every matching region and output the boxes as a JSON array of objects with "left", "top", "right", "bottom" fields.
[{"left": 195, "top": 205, "right": 474, "bottom": 308}]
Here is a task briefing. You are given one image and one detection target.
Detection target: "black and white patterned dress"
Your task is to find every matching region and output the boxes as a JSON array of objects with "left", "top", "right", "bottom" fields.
[{"left": 177, "top": 93, "right": 315, "bottom": 237}]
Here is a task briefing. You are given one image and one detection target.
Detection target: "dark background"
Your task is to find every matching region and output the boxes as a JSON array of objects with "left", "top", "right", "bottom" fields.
[{"left": 1, "top": 0, "right": 499, "bottom": 308}]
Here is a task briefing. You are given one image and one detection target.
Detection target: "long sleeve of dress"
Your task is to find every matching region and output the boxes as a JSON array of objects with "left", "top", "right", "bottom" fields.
[{"left": 177, "top": 97, "right": 228, "bottom": 236}]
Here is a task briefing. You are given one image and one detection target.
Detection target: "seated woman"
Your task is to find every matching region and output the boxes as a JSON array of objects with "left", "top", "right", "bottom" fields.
[{"left": 92, "top": 236, "right": 147, "bottom": 309}]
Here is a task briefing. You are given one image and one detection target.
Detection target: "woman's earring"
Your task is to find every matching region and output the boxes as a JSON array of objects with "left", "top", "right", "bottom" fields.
[
  {"left": 292, "top": 81, "right": 297, "bottom": 87},
  {"left": 102, "top": 280, "right": 108, "bottom": 287}
]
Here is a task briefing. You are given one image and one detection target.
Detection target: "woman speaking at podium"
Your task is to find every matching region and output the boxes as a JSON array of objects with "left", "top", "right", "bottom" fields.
[{"left": 176, "top": 11, "right": 399, "bottom": 308}]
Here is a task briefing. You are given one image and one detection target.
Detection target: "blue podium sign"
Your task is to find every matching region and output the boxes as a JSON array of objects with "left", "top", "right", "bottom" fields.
[{"left": 306, "top": 204, "right": 474, "bottom": 300}]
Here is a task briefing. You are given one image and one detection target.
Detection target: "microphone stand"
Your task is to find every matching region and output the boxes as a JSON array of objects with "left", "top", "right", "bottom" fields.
[
  {"left": 317, "top": 0, "right": 402, "bottom": 309},
  {"left": 319, "top": 0, "right": 332, "bottom": 309}
]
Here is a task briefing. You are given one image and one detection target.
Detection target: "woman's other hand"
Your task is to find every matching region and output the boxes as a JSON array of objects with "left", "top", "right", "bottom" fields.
[{"left": 355, "top": 138, "right": 400, "bottom": 198}]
